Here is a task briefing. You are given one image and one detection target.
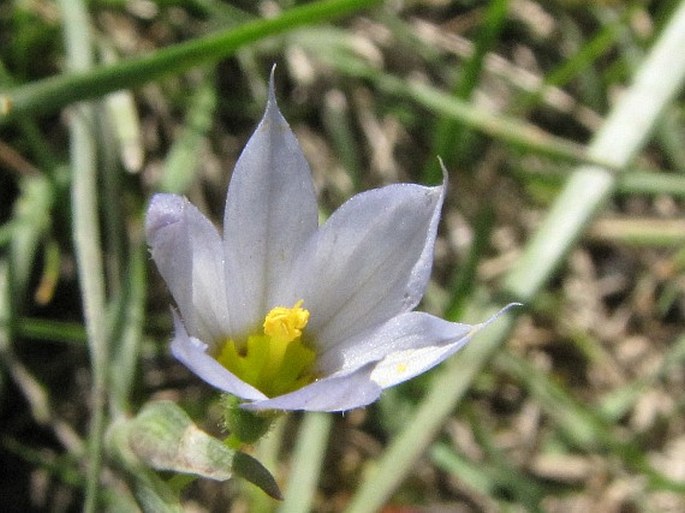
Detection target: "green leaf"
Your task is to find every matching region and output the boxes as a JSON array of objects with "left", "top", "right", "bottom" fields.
[
  {"left": 127, "top": 401, "right": 235, "bottom": 481},
  {"left": 0, "top": 0, "right": 382, "bottom": 124},
  {"left": 123, "top": 401, "right": 283, "bottom": 499}
]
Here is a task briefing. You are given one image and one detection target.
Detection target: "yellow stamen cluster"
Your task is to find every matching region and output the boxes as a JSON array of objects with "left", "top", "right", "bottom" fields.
[
  {"left": 217, "top": 301, "right": 316, "bottom": 397},
  {"left": 262, "top": 300, "right": 309, "bottom": 344}
]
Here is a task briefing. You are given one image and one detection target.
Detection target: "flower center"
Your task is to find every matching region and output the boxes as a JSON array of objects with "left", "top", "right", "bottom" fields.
[{"left": 216, "top": 300, "right": 316, "bottom": 397}]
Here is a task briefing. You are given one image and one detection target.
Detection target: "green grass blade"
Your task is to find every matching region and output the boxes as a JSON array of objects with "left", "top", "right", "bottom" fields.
[
  {"left": 587, "top": 217, "right": 685, "bottom": 246},
  {"left": 599, "top": 334, "right": 685, "bottom": 421},
  {"left": 109, "top": 243, "right": 147, "bottom": 416},
  {"left": 0, "top": 0, "right": 381, "bottom": 124},
  {"left": 278, "top": 413, "right": 333, "bottom": 513},
  {"left": 496, "top": 350, "right": 685, "bottom": 494},
  {"left": 59, "top": 1, "right": 109, "bottom": 511},
  {"left": 15, "top": 317, "right": 87, "bottom": 345},
  {"left": 503, "top": 0, "right": 685, "bottom": 301},
  {"left": 10, "top": 175, "right": 53, "bottom": 307}
]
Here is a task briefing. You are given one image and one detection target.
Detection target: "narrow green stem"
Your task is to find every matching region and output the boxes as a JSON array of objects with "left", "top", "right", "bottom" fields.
[
  {"left": 59, "top": 1, "right": 109, "bottom": 511},
  {"left": 109, "top": 242, "right": 147, "bottom": 416},
  {"left": 1, "top": 0, "right": 381, "bottom": 124},
  {"left": 278, "top": 413, "right": 333, "bottom": 513},
  {"left": 15, "top": 317, "right": 87, "bottom": 345}
]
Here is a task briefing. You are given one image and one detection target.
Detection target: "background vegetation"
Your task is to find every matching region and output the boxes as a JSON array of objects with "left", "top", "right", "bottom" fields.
[{"left": 1, "top": 0, "right": 684, "bottom": 512}]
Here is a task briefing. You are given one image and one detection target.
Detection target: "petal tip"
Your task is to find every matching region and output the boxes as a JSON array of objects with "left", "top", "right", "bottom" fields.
[
  {"left": 146, "top": 193, "right": 185, "bottom": 242},
  {"left": 436, "top": 156, "right": 449, "bottom": 185},
  {"left": 471, "top": 302, "right": 523, "bottom": 333},
  {"left": 266, "top": 64, "right": 279, "bottom": 115}
]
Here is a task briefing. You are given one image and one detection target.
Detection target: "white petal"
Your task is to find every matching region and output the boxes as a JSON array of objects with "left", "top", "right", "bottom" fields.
[
  {"left": 223, "top": 76, "right": 318, "bottom": 334},
  {"left": 292, "top": 182, "right": 444, "bottom": 349},
  {"left": 241, "top": 365, "right": 381, "bottom": 412},
  {"left": 316, "top": 311, "right": 470, "bottom": 377},
  {"left": 362, "top": 307, "right": 516, "bottom": 389},
  {"left": 146, "top": 194, "right": 229, "bottom": 344},
  {"left": 370, "top": 343, "right": 462, "bottom": 389},
  {"left": 170, "top": 312, "right": 267, "bottom": 401}
]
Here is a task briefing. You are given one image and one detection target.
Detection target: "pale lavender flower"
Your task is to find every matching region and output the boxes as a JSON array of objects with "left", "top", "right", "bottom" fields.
[{"left": 146, "top": 74, "right": 508, "bottom": 412}]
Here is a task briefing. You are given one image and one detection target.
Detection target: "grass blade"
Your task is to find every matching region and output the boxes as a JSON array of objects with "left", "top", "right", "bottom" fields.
[
  {"left": 59, "top": 1, "right": 109, "bottom": 511},
  {"left": 278, "top": 413, "right": 333, "bottom": 513},
  {"left": 0, "top": 0, "right": 381, "bottom": 124}
]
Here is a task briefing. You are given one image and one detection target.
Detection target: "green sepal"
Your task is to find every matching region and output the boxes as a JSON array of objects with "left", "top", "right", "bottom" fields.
[
  {"left": 233, "top": 451, "right": 283, "bottom": 500},
  {"left": 220, "top": 394, "right": 277, "bottom": 446}
]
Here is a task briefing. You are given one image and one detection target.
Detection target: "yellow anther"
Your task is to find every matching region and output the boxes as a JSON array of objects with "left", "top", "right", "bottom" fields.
[
  {"left": 263, "top": 300, "right": 310, "bottom": 344},
  {"left": 217, "top": 300, "right": 315, "bottom": 397}
]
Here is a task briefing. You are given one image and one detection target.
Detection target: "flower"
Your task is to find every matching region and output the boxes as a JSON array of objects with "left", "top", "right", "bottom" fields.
[{"left": 146, "top": 72, "right": 508, "bottom": 412}]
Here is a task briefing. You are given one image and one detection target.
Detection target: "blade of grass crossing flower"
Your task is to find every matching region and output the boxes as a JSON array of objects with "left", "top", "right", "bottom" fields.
[
  {"left": 278, "top": 413, "right": 333, "bottom": 513},
  {"left": 344, "top": 4, "right": 685, "bottom": 512},
  {"left": 59, "top": 1, "right": 109, "bottom": 511},
  {"left": 0, "top": 0, "right": 382, "bottom": 124}
]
